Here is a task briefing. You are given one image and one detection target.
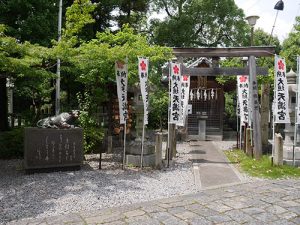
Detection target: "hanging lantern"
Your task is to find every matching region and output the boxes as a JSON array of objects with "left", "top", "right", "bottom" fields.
[{"left": 204, "top": 90, "right": 207, "bottom": 101}]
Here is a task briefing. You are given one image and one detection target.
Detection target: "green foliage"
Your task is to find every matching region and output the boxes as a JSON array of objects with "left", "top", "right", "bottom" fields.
[
  {"left": 281, "top": 16, "right": 300, "bottom": 71},
  {"left": 225, "top": 149, "right": 300, "bottom": 179},
  {"left": 0, "top": 128, "right": 24, "bottom": 159},
  {"left": 77, "top": 92, "right": 104, "bottom": 153},
  {"left": 150, "top": 0, "right": 248, "bottom": 47},
  {"left": 148, "top": 89, "right": 169, "bottom": 130}
]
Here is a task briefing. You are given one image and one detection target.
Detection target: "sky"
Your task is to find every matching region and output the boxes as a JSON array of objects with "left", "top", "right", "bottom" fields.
[{"left": 235, "top": 0, "right": 300, "bottom": 42}]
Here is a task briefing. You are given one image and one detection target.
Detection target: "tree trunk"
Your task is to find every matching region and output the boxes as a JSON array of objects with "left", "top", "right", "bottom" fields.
[{"left": 0, "top": 77, "right": 9, "bottom": 131}]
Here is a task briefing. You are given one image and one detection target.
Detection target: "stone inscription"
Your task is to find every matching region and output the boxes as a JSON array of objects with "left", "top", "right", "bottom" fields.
[{"left": 24, "top": 128, "right": 83, "bottom": 169}]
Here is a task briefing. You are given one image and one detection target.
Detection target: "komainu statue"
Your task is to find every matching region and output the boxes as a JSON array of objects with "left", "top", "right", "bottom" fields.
[{"left": 37, "top": 110, "right": 80, "bottom": 129}]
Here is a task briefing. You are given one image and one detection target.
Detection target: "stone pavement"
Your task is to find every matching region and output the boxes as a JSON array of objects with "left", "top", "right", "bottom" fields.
[
  {"left": 8, "top": 179, "right": 300, "bottom": 225},
  {"left": 190, "top": 141, "right": 243, "bottom": 189}
]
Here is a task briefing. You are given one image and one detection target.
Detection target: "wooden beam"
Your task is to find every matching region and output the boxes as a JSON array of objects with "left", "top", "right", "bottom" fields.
[
  {"left": 163, "top": 66, "right": 269, "bottom": 76},
  {"left": 173, "top": 46, "right": 275, "bottom": 57}
]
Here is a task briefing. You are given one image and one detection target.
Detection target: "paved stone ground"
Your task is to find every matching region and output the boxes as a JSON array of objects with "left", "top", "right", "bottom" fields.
[
  {"left": 8, "top": 179, "right": 300, "bottom": 225},
  {"left": 190, "top": 141, "right": 242, "bottom": 189}
]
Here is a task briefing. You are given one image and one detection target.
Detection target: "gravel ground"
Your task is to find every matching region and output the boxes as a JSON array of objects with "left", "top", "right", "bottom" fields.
[{"left": 0, "top": 142, "right": 197, "bottom": 224}]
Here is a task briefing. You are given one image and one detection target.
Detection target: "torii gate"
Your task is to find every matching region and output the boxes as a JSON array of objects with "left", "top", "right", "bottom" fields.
[{"left": 167, "top": 46, "right": 275, "bottom": 159}]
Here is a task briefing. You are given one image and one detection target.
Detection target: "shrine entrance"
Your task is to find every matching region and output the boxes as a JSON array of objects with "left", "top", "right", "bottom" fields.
[{"left": 166, "top": 46, "right": 275, "bottom": 156}]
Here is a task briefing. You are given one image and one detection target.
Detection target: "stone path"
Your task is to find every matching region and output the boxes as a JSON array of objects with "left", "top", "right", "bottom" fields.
[
  {"left": 8, "top": 179, "right": 300, "bottom": 225},
  {"left": 190, "top": 141, "right": 243, "bottom": 189}
]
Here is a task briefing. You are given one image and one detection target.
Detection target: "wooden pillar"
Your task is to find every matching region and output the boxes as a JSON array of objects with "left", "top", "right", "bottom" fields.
[
  {"left": 249, "top": 56, "right": 262, "bottom": 159},
  {"left": 246, "top": 128, "right": 252, "bottom": 156},
  {"left": 261, "top": 83, "right": 270, "bottom": 153}
]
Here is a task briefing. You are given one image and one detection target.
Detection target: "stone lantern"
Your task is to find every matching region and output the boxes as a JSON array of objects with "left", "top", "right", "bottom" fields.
[
  {"left": 284, "top": 69, "right": 300, "bottom": 166},
  {"left": 284, "top": 69, "right": 297, "bottom": 144}
]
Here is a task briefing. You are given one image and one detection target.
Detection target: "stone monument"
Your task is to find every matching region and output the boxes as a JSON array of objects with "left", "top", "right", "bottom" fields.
[
  {"left": 24, "top": 111, "right": 83, "bottom": 173},
  {"left": 284, "top": 69, "right": 300, "bottom": 166}
]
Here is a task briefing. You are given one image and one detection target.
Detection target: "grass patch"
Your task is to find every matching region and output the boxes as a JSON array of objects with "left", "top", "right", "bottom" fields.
[{"left": 224, "top": 149, "right": 300, "bottom": 179}]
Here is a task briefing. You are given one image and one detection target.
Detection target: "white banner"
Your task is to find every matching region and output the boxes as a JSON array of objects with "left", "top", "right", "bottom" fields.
[
  {"left": 138, "top": 57, "right": 149, "bottom": 125},
  {"left": 115, "top": 60, "right": 128, "bottom": 124},
  {"left": 274, "top": 55, "right": 290, "bottom": 123},
  {"left": 177, "top": 75, "right": 190, "bottom": 126},
  {"left": 297, "top": 56, "right": 300, "bottom": 124},
  {"left": 237, "top": 75, "right": 249, "bottom": 124},
  {"left": 170, "top": 62, "right": 182, "bottom": 124}
]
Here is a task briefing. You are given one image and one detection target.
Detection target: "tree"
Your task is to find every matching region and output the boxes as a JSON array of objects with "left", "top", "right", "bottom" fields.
[
  {"left": 149, "top": 0, "right": 248, "bottom": 47},
  {"left": 0, "top": 0, "right": 74, "bottom": 46},
  {"left": 0, "top": 24, "right": 54, "bottom": 131},
  {"left": 281, "top": 16, "right": 300, "bottom": 71}
]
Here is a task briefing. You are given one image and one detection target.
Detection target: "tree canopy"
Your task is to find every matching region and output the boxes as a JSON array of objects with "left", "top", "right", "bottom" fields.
[{"left": 149, "top": 0, "right": 248, "bottom": 47}]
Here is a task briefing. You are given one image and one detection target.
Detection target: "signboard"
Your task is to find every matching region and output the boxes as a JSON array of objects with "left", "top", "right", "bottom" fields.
[
  {"left": 115, "top": 60, "right": 128, "bottom": 124},
  {"left": 274, "top": 55, "right": 290, "bottom": 123},
  {"left": 138, "top": 57, "right": 149, "bottom": 125},
  {"left": 170, "top": 62, "right": 183, "bottom": 124},
  {"left": 237, "top": 75, "right": 249, "bottom": 124}
]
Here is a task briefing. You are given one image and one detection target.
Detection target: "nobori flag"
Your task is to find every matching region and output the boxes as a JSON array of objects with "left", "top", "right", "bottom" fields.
[
  {"left": 138, "top": 57, "right": 149, "bottom": 125},
  {"left": 177, "top": 74, "right": 190, "bottom": 127},
  {"left": 237, "top": 75, "right": 249, "bottom": 124},
  {"left": 274, "top": 55, "right": 290, "bottom": 124},
  {"left": 297, "top": 56, "right": 300, "bottom": 124},
  {"left": 115, "top": 60, "right": 128, "bottom": 124},
  {"left": 170, "top": 62, "right": 183, "bottom": 124}
]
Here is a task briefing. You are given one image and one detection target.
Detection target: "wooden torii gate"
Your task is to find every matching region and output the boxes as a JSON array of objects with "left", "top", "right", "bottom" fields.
[{"left": 167, "top": 46, "right": 275, "bottom": 159}]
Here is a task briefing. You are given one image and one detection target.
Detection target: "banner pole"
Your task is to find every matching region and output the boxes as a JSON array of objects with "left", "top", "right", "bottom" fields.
[
  {"left": 294, "top": 56, "right": 300, "bottom": 166},
  {"left": 140, "top": 120, "right": 145, "bottom": 168},
  {"left": 122, "top": 121, "right": 127, "bottom": 170},
  {"left": 167, "top": 62, "right": 171, "bottom": 167}
]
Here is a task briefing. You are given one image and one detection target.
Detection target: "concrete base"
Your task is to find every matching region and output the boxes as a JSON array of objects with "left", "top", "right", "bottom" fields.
[
  {"left": 126, "top": 154, "right": 156, "bottom": 167},
  {"left": 283, "top": 159, "right": 300, "bottom": 167}
]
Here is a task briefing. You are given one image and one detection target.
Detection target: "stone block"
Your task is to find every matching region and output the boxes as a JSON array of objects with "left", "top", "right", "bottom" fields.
[
  {"left": 24, "top": 127, "right": 83, "bottom": 172},
  {"left": 126, "top": 141, "right": 155, "bottom": 155},
  {"left": 126, "top": 154, "right": 156, "bottom": 167}
]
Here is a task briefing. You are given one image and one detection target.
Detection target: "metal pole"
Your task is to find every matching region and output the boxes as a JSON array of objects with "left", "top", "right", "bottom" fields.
[
  {"left": 167, "top": 62, "right": 171, "bottom": 167},
  {"left": 122, "top": 121, "right": 127, "bottom": 169},
  {"left": 294, "top": 56, "right": 300, "bottom": 166},
  {"left": 140, "top": 121, "right": 145, "bottom": 168},
  {"left": 55, "top": 0, "right": 62, "bottom": 116}
]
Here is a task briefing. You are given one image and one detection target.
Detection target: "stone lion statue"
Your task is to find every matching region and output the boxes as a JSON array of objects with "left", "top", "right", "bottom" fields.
[{"left": 37, "top": 110, "right": 80, "bottom": 129}]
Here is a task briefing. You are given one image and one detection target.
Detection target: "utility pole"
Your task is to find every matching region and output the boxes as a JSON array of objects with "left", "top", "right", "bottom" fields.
[{"left": 55, "top": 0, "right": 62, "bottom": 116}]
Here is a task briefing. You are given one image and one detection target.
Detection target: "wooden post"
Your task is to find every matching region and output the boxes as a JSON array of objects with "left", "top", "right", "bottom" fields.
[
  {"left": 246, "top": 128, "right": 252, "bottom": 156},
  {"left": 274, "top": 133, "right": 283, "bottom": 166},
  {"left": 249, "top": 56, "right": 262, "bottom": 159},
  {"left": 261, "top": 83, "right": 270, "bottom": 153}
]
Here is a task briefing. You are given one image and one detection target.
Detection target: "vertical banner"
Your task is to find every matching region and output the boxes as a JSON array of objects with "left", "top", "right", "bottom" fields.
[
  {"left": 274, "top": 55, "right": 290, "bottom": 123},
  {"left": 296, "top": 56, "right": 300, "bottom": 124},
  {"left": 170, "top": 62, "right": 182, "bottom": 124},
  {"left": 177, "top": 75, "right": 190, "bottom": 126},
  {"left": 237, "top": 75, "right": 249, "bottom": 124},
  {"left": 115, "top": 60, "right": 128, "bottom": 124},
  {"left": 138, "top": 57, "right": 149, "bottom": 125}
]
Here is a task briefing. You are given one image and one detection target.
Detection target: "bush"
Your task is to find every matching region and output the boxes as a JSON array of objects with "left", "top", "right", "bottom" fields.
[{"left": 0, "top": 128, "right": 24, "bottom": 159}]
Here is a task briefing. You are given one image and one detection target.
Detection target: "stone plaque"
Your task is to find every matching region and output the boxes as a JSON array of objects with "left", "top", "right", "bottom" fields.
[{"left": 24, "top": 127, "right": 83, "bottom": 172}]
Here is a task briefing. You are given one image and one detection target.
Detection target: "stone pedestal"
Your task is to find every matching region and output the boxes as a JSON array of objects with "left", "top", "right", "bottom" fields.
[
  {"left": 24, "top": 127, "right": 83, "bottom": 173},
  {"left": 126, "top": 139, "right": 156, "bottom": 167}
]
